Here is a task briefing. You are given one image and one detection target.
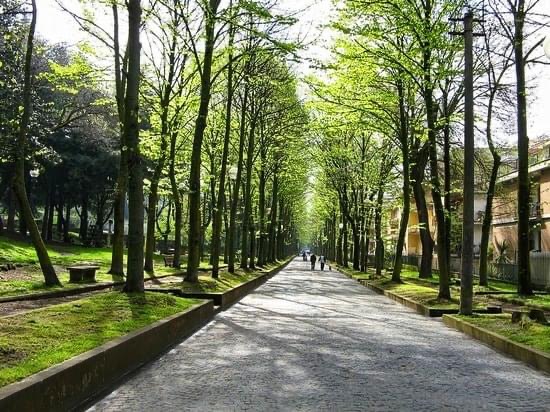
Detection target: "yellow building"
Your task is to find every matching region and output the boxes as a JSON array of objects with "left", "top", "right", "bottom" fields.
[
  {"left": 389, "top": 193, "right": 437, "bottom": 256},
  {"left": 492, "top": 139, "right": 550, "bottom": 259},
  {"left": 391, "top": 191, "right": 488, "bottom": 257}
]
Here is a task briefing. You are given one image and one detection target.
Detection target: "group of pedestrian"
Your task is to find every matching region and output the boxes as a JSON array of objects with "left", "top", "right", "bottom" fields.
[{"left": 308, "top": 253, "right": 328, "bottom": 271}]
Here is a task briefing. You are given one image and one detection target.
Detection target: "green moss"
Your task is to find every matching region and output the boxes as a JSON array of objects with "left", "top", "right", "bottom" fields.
[
  {"left": 339, "top": 265, "right": 492, "bottom": 309},
  {"left": 454, "top": 314, "right": 550, "bottom": 354},
  {"left": 0, "top": 292, "right": 200, "bottom": 387},
  {"left": 490, "top": 294, "right": 550, "bottom": 312},
  {"left": 0, "top": 235, "right": 227, "bottom": 297},
  {"left": 160, "top": 262, "right": 282, "bottom": 293}
]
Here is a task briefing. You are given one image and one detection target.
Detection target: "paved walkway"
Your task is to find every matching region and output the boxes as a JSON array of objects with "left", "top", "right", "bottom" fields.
[{"left": 89, "top": 258, "right": 550, "bottom": 411}]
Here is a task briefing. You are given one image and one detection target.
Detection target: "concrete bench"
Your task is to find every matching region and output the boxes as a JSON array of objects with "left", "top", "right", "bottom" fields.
[
  {"left": 163, "top": 255, "right": 174, "bottom": 267},
  {"left": 67, "top": 265, "right": 100, "bottom": 282}
]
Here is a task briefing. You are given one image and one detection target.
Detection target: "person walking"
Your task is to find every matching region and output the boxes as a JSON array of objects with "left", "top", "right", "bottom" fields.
[
  {"left": 319, "top": 255, "right": 325, "bottom": 271},
  {"left": 302, "top": 251, "right": 307, "bottom": 261},
  {"left": 310, "top": 253, "right": 317, "bottom": 270}
]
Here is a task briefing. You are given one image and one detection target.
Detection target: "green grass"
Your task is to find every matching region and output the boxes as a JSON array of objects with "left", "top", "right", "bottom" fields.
[
  {"left": 0, "top": 292, "right": 200, "bottom": 387},
  {"left": 396, "top": 268, "right": 517, "bottom": 293},
  {"left": 455, "top": 314, "right": 550, "bottom": 354},
  {"left": 489, "top": 294, "right": 550, "bottom": 312},
  {"left": 158, "top": 262, "right": 283, "bottom": 293},
  {"left": 338, "top": 265, "right": 490, "bottom": 309},
  {"left": 0, "top": 235, "right": 225, "bottom": 297}
]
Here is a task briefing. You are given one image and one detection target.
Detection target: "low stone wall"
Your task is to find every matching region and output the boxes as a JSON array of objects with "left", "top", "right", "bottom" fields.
[
  {"left": 337, "top": 269, "right": 501, "bottom": 317},
  {"left": 158, "top": 257, "right": 294, "bottom": 309},
  {"left": 0, "top": 301, "right": 214, "bottom": 412},
  {"left": 443, "top": 314, "right": 550, "bottom": 374}
]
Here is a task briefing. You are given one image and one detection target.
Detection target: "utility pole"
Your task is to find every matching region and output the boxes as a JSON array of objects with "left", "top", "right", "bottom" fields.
[
  {"left": 451, "top": 10, "right": 483, "bottom": 315},
  {"left": 461, "top": 11, "right": 475, "bottom": 315}
]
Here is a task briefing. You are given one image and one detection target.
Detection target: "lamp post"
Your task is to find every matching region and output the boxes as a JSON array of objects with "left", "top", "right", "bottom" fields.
[{"left": 29, "top": 168, "right": 40, "bottom": 218}]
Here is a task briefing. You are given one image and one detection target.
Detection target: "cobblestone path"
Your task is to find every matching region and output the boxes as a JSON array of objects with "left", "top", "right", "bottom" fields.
[{"left": 89, "top": 258, "right": 550, "bottom": 411}]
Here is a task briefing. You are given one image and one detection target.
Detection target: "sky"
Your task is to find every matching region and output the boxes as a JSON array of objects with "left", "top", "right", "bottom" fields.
[{"left": 36, "top": 0, "right": 550, "bottom": 143}]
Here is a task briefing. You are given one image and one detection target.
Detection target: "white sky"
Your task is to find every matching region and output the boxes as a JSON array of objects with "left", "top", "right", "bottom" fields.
[{"left": 37, "top": 0, "right": 550, "bottom": 142}]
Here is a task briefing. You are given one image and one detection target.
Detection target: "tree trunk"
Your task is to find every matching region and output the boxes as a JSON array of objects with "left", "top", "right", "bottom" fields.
[
  {"left": 342, "top": 213, "right": 349, "bottom": 267},
  {"left": 443, "top": 101, "right": 452, "bottom": 276},
  {"left": 63, "top": 202, "right": 70, "bottom": 243},
  {"left": 109, "top": 3, "right": 128, "bottom": 277},
  {"left": 124, "top": 0, "right": 144, "bottom": 292},
  {"left": 228, "top": 85, "right": 248, "bottom": 272},
  {"left": 460, "top": 13, "right": 475, "bottom": 315},
  {"left": 269, "top": 174, "right": 279, "bottom": 263},
  {"left": 41, "top": 188, "right": 50, "bottom": 240},
  {"left": 47, "top": 193, "right": 54, "bottom": 241},
  {"left": 12, "top": 0, "right": 59, "bottom": 286},
  {"left": 240, "top": 114, "right": 257, "bottom": 269},
  {"left": 223, "top": 188, "right": 229, "bottom": 263},
  {"left": 428, "top": 108, "right": 450, "bottom": 298},
  {"left": 479, "top": 126, "right": 501, "bottom": 286},
  {"left": 374, "top": 184, "right": 384, "bottom": 276},
  {"left": 56, "top": 196, "right": 64, "bottom": 237},
  {"left": 144, "top": 18, "right": 178, "bottom": 273},
  {"left": 392, "top": 80, "right": 410, "bottom": 283},
  {"left": 513, "top": 2, "right": 532, "bottom": 295},
  {"left": 7, "top": 188, "right": 16, "bottom": 233},
  {"left": 80, "top": 193, "right": 89, "bottom": 244},
  {"left": 277, "top": 198, "right": 284, "bottom": 260},
  {"left": 257, "top": 166, "right": 266, "bottom": 266},
  {"left": 94, "top": 196, "right": 106, "bottom": 247},
  {"left": 144, "top": 183, "right": 159, "bottom": 273},
  {"left": 250, "top": 221, "right": 256, "bottom": 269},
  {"left": 211, "top": 0, "right": 234, "bottom": 278},
  {"left": 186, "top": 0, "right": 221, "bottom": 282}
]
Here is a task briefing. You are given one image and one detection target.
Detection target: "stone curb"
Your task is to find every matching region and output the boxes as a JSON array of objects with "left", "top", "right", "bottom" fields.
[
  {"left": 0, "top": 300, "right": 214, "bottom": 412},
  {"left": 360, "top": 281, "right": 448, "bottom": 317},
  {"left": 442, "top": 314, "right": 550, "bottom": 374},
  {"left": 338, "top": 269, "right": 500, "bottom": 317},
  {"left": 149, "top": 257, "right": 294, "bottom": 309}
]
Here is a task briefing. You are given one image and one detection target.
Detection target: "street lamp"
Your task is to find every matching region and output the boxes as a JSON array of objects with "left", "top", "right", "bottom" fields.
[
  {"left": 338, "top": 223, "right": 343, "bottom": 230},
  {"left": 29, "top": 168, "right": 40, "bottom": 178},
  {"left": 228, "top": 166, "right": 238, "bottom": 181}
]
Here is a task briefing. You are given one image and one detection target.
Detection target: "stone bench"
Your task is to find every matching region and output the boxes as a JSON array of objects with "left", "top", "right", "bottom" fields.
[
  {"left": 67, "top": 265, "right": 100, "bottom": 283},
  {"left": 163, "top": 255, "right": 174, "bottom": 267}
]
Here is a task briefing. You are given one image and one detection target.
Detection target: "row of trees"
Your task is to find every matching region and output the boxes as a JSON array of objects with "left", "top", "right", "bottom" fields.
[
  {"left": 0, "top": 0, "right": 310, "bottom": 291},
  {"left": 308, "top": 0, "right": 548, "bottom": 305}
]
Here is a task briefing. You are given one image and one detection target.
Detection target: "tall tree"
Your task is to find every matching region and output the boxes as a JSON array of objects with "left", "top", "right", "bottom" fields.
[
  {"left": 211, "top": 0, "right": 235, "bottom": 278},
  {"left": 185, "top": 0, "right": 221, "bottom": 282},
  {"left": 124, "top": 0, "right": 144, "bottom": 292},
  {"left": 12, "top": 0, "right": 60, "bottom": 286}
]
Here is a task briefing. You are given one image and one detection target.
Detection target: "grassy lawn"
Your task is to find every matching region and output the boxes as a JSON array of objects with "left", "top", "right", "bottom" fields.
[
  {"left": 396, "top": 269, "right": 517, "bottom": 293},
  {"left": 454, "top": 314, "right": 550, "bottom": 354},
  {"left": 489, "top": 294, "right": 550, "bottom": 312},
  {"left": 338, "top": 265, "right": 491, "bottom": 310},
  {"left": 369, "top": 277, "right": 462, "bottom": 309},
  {"left": 0, "top": 292, "right": 201, "bottom": 387},
  {"left": 0, "top": 235, "right": 225, "bottom": 298},
  {"left": 156, "top": 261, "right": 284, "bottom": 293}
]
